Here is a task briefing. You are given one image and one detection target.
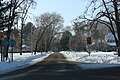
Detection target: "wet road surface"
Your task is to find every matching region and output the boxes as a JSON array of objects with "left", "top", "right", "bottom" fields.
[{"left": 0, "top": 52, "right": 120, "bottom": 80}]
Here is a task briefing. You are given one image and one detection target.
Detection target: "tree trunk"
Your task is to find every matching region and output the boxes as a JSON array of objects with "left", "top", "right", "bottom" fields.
[
  {"left": 20, "top": 23, "right": 24, "bottom": 55},
  {"left": 46, "top": 35, "right": 55, "bottom": 51},
  {"left": 113, "top": 0, "right": 120, "bottom": 56},
  {"left": 34, "top": 41, "right": 38, "bottom": 55},
  {"left": 118, "top": 47, "right": 120, "bottom": 56},
  {"left": 4, "top": 28, "right": 11, "bottom": 60},
  {"left": 117, "top": 29, "right": 120, "bottom": 56}
]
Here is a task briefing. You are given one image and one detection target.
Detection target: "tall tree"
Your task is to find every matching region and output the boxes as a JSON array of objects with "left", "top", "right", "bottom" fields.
[
  {"left": 60, "top": 31, "right": 72, "bottom": 51},
  {"left": 77, "top": 0, "right": 120, "bottom": 56},
  {"left": 34, "top": 12, "right": 64, "bottom": 54},
  {"left": 19, "top": 0, "right": 36, "bottom": 55},
  {"left": 1, "top": 0, "right": 36, "bottom": 59},
  {"left": 73, "top": 21, "right": 92, "bottom": 51},
  {"left": 23, "top": 22, "right": 35, "bottom": 45}
]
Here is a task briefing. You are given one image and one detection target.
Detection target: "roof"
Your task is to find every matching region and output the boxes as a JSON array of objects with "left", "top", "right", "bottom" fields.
[{"left": 107, "top": 42, "right": 116, "bottom": 46}]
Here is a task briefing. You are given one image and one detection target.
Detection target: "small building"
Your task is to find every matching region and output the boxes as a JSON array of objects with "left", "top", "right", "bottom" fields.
[
  {"left": 107, "top": 42, "right": 117, "bottom": 52},
  {"left": 22, "top": 44, "right": 30, "bottom": 52},
  {"left": 91, "top": 42, "right": 108, "bottom": 52},
  {"left": 105, "top": 32, "right": 117, "bottom": 51}
]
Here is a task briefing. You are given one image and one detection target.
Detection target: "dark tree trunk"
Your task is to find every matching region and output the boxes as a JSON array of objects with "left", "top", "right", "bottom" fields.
[
  {"left": 20, "top": 23, "right": 24, "bottom": 55},
  {"left": 46, "top": 35, "right": 55, "bottom": 51},
  {"left": 117, "top": 28, "right": 120, "bottom": 56},
  {"left": 113, "top": 0, "right": 120, "bottom": 56},
  {"left": 4, "top": 27, "right": 11, "bottom": 60},
  {"left": 34, "top": 41, "right": 38, "bottom": 55}
]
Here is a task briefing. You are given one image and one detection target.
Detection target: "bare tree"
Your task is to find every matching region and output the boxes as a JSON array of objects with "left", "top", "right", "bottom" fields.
[
  {"left": 77, "top": 0, "right": 120, "bottom": 56},
  {"left": 34, "top": 12, "right": 64, "bottom": 54},
  {"left": 72, "top": 21, "right": 91, "bottom": 50},
  {"left": 19, "top": 0, "right": 36, "bottom": 55},
  {"left": 1, "top": 0, "right": 36, "bottom": 60}
]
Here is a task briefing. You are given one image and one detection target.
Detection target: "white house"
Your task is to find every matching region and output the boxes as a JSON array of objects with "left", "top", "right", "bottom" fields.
[
  {"left": 105, "top": 32, "right": 117, "bottom": 51},
  {"left": 22, "top": 44, "right": 30, "bottom": 52}
]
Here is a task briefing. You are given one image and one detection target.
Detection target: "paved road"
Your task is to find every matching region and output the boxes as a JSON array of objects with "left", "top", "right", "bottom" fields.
[{"left": 0, "top": 52, "right": 120, "bottom": 80}]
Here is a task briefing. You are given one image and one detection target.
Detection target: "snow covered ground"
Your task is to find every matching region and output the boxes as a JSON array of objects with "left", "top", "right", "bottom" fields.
[
  {"left": 0, "top": 52, "right": 52, "bottom": 74},
  {"left": 61, "top": 51, "right": 120, "bottom": 69}
]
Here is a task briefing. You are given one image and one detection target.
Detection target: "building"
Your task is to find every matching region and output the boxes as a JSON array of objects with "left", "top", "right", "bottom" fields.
[
  {"left": 105, "top": 32, "right": 117, "bottom": 51},
  {"left": 22, "top": 44, "right": 30, "bottom": 52}
]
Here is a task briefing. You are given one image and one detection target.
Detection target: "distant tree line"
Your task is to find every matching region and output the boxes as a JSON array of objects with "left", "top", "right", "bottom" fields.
[{"left": 12, "top": 19, "right": 110, "bottom": 53}]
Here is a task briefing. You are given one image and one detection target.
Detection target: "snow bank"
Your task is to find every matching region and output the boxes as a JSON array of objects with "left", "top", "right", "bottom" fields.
[
  {"left": 0, "top": 52, "right": 51, "bottom": 74},
  {"left": 61, "top": 51, "right": 120, "bottom": 69}
]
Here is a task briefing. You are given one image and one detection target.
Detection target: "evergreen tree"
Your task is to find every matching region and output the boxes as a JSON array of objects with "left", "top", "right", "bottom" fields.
[{"left": 60, "top": 31, "right": 72, "bottom": 51}]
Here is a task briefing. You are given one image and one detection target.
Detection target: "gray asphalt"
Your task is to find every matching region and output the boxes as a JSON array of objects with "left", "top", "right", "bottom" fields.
[{"left": 0, "top": 53, "right": 120, "bottom": 80}]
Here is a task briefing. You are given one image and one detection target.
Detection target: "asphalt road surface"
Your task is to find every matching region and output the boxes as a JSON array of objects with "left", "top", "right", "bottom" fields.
[{"left": 0, "top": 52, "right": 120, "bottom": 80}]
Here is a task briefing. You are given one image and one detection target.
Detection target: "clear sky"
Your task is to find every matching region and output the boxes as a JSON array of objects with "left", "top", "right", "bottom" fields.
[{"left": 28, "top": 0, "right": 89, "bottom": 26}]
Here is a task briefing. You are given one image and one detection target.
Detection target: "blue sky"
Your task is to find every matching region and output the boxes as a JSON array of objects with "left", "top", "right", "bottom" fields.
[{"left": 28, "top": 0, "right": 88, "bottom": 26}]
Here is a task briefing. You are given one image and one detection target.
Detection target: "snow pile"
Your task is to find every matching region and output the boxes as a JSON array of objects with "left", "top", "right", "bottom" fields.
[
  {"left": 61, "top": 51, "right": 120, "bottom": 69},
  {"left": 0, "top": 52, "right": 51, "bottom": 74}
]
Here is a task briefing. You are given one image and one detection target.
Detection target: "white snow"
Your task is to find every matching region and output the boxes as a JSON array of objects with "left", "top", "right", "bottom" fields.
[
  {"left": 61, "top": 51, "right": 120, "bottom": 69},
  {"left": 107, "top": 42, "right": 116, "bottom": 46},
  {"left": 0, "top": 52, "right": 52, "bottom": 74}
]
